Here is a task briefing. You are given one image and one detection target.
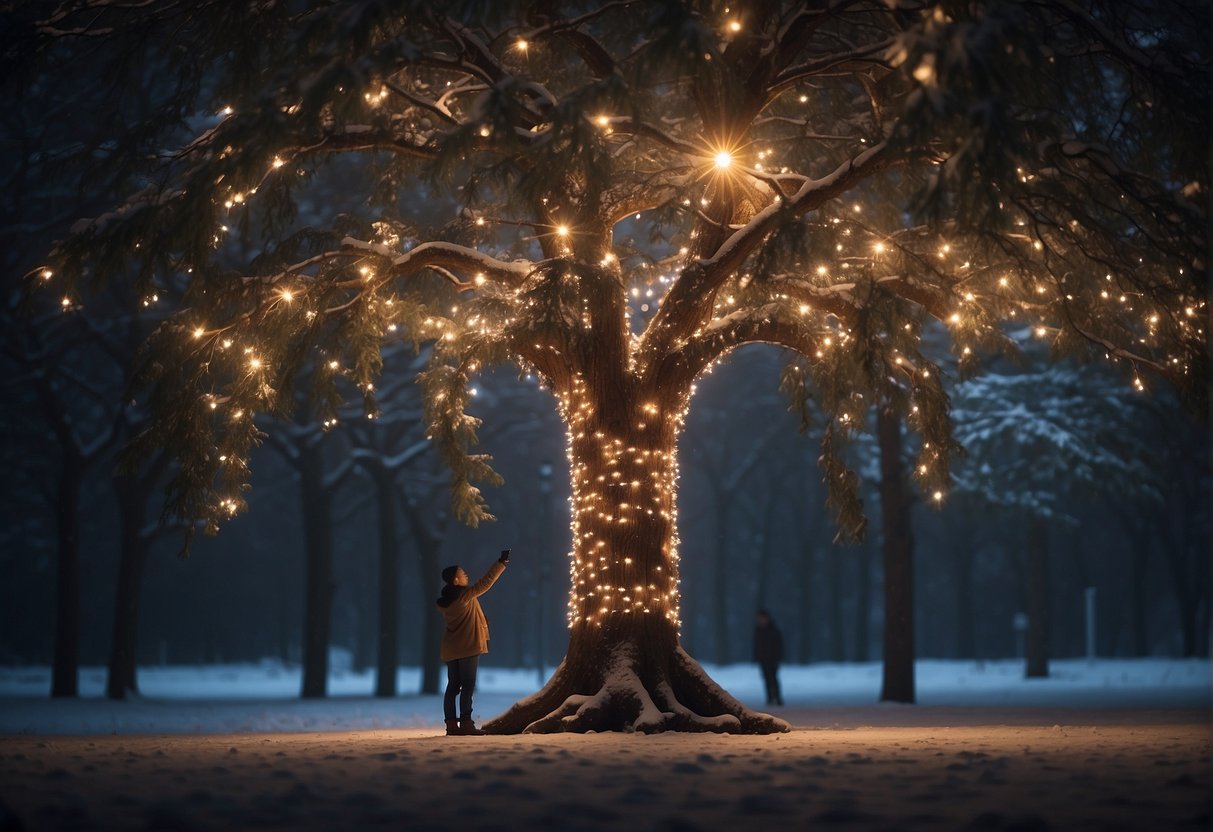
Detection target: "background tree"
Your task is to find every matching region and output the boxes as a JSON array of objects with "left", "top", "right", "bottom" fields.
[
  {"left": 951, "top": 362, "right": 1165, "bottom": 677},
  {"left": 22, "top": 1, "right": 1208, "bottom": 732}
]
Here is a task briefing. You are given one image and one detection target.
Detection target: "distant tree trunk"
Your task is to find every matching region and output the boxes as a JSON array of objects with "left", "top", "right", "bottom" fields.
[
  {"left": 277, "top": 590, "right": 291, "bottom": 664},
  {"left": 401, "top": 494, "right": 444, "bottom": 695},
  {"left": 877, "top": 406, "right": 915, "bottom": 704},
  {"left": 371, "top": 465, "right": 399, "bottom": 697},
  {"left": 854, "top": 543, "right": 870, "bottom": 662},
  {"left": 1165, "top": 546, "right": 1199, "bottom": 658},
  {"left": 51, "top": 453, "right": 83, "bottom": 698},
  {"left": 953, "top": 517, "right": 976, "bottom": 659},
  {"left": 753, "top": 503, "right": 777, "bottom": 612},
  {"left": 827, "top": 546, "right": 845, "bottom": 661},
  {"left": 300, "top": 440, "right": 334, "bottom": 698},
  {"left": 1025, "top": 516, "right": 1050, "bottom": 678},
  {"left": 797, "top": 542, "right": 814, "bottom": 663},
  {"left": 106, "top": 483, "right": 149, "bottom": 700},
  {"left": 51, "top": 469, "right": 83, "bottom": 697},
  {"left": 1127, "top": 520, "right": 1150, "bottom": 656},
  {"left": 353, "top": 583, "right": 376, "bottom": 674},
  {"left": 712, "top": 508, "right": 731, "bottom": 664}
]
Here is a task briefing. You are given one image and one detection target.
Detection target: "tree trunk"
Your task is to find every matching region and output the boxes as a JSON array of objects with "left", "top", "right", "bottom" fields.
[
  {"left": 1128, "top": 520, "right": 1149, "bottom": 656},
  {"left": 797, "top": 542, "right": 814, "bottom": 664},
  {"left": 953, "top": 514, "right": 976, "bottom": 659},
  {"left": 712, "top": 508, "right": 731, "bottom": 664},
  {"left": 877, "top": 406, "right": 915, "bottom": 704},
  {"left": 51, "top": 454, "right": 82, "bottom": 698},
  {"left": 372, "top": 466, "right": 399, "bottom": 698},
  {"left": 106, "top": 484, "right": 148, "bottom": 700},
  {"left": 827, "top": 546, "right": 845, "bottom": 661},
  {"left": 300, "top": 441, "right": 334, "bottom": 698},
  {"left": 484, "top": 403, "right": 786, "bottom": 735},
  {"left": 854, "top": 543, "right": 870, "bottom": 663},
  {"left": 1025, "top": 516, "right": 1050, "bottom": 678},
  {"left": 401, "top": 493, "right": 445, "bottom": 695}
]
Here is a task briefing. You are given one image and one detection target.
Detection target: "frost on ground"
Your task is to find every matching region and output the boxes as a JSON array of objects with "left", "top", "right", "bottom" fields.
[
  {"left": 1, "top": 658, "right": 1207, "bottom": 735},
  {"left": 0, "top": 660, "right": 1208, "bottom": 830},
  {"left": 1, "top": 721, "right": 1208, "bottom": 831}
]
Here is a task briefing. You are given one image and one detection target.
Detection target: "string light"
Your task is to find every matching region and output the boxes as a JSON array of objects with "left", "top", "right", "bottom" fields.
[{"left": 87, "top": 8, "right": 1197, "bottom": 627}]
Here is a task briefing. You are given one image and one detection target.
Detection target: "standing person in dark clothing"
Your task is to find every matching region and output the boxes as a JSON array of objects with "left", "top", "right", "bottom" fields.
[
  {"left": 753, "top": 609, "right": 784, "bottom": 706},
  {"left": 436, "top": 549, "right": 511, "bottom": 735}
]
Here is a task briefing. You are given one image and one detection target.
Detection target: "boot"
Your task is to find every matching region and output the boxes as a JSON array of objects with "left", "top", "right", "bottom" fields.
[
  {"left": 445, "top": 719, "right": 461, "bottom": 736},
  {"left": 458, "top": 716, "right": 485, "bottom": 735}
]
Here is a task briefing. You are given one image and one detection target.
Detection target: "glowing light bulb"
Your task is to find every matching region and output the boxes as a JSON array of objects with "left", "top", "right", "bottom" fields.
[
  {"left": 556, "top": 225, "right": 570, "bottom": 237},
  {"left": 727, "top": 20, "right": 742, "bottom": 32},
  {"left": 713, "top": 150, "right": 733, "bottom": 169}
]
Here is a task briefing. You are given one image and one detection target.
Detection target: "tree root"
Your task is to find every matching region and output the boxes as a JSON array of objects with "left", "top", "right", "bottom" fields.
[{"left": 482, "top": 645, "right": 790, "bottom": 735}]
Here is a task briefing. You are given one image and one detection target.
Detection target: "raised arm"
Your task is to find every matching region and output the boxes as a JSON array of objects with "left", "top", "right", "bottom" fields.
[{"left": 466, "top": 560, "right": 507, "bottom": 600}]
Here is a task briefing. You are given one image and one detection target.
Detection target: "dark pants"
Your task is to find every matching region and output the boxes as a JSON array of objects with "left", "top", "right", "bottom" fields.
[
  {"left": 444, "top": 655, "right": 479, "bottom": 721},
  {"left": 760, "top": 662, "right": 782, "bottom": 705}
]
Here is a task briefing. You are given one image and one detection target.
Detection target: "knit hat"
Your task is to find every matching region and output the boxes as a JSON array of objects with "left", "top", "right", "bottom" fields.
[{"left": 441, "top": 565, "right": 461, "bottom": 584}]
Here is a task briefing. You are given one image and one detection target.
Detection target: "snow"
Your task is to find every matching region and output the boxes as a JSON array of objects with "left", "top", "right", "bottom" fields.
[
  {"left": 1, "top": 661, "right": 1207, "bottom": 831},
  {"left": 0, "top": 658, "right": 1206, "bottom": 735}
]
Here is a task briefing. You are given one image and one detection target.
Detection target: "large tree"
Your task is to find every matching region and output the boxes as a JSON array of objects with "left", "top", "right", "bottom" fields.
[{"left": 22, "top": 1, "right": 1207, "bottom": 733}]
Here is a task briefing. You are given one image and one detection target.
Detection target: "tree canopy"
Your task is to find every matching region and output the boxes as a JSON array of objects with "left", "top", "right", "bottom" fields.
[
  {"left": 11, "top": 0, "right": 1209, "bottom": 732},
  {"left": 19, "top": 0, "right": 1207, "bottom": 542}
]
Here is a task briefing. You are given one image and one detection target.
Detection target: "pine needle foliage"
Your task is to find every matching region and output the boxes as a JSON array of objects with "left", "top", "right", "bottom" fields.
[{"left": 15, "top": 0, "right": 1208, "bottom": 553}]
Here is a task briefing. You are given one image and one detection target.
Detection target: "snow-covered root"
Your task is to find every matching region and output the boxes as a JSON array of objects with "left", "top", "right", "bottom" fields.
[{"left": 481, "top": 646, "right": 790, "bottom": 735}]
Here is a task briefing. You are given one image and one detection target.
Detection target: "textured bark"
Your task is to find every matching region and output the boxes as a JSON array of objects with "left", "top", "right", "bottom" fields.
[
  {"left": 877, "top": 407, "right": 915, "bottom": 704},
  {"left": 1025, "top": 516, "right": 1050, "bottom": 678},
  {"left": 300, "top": 441, "right": 334, "bottom": 699},
  {"left": 51, "top": 454, "right": 82, "bottom": 698},
  {"left": 483, "top": 395, "right": 785, "bottom": 734}
]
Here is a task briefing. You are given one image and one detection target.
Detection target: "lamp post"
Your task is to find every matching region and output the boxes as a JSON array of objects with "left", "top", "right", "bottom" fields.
[{"left": 537, "top": 462, "right": 553, "bottom": 686}]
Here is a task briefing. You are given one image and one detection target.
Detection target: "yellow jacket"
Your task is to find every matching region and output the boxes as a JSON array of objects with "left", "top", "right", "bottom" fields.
[{"left": 437, "top": 561, "right": 506, "bottom": 662}]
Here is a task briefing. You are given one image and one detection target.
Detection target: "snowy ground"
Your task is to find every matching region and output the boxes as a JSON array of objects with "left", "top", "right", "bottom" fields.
[
  {"left": 0, "top": 659, "right": 1209, "bottom": 830},
  {"left": 1, "top": 658, "right": 1208, "bottom": 734}
]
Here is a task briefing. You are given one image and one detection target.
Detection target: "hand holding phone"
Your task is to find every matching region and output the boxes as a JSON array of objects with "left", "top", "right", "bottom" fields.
[{"left": 499, "top": 548, "right": 511, "bottom": 564}]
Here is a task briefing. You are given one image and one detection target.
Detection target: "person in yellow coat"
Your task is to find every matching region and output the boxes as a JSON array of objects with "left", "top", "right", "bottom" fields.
[{"left": 436, "top": 549, "right": 510, "bottom": 735}]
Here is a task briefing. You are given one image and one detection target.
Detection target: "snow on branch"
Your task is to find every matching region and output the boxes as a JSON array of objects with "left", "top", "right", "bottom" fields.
[{"left": 340, "top": 238, "right": 532, "bottom": 290}]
